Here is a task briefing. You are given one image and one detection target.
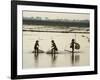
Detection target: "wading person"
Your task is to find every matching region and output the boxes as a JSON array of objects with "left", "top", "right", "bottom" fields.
[
  {"left": 51, "top": 40, "right": 58, "bottom": 55},
  {"left": 34, "top": 40, "right": 39, "bottom": 56},
  {"left": 70, "top": 39, "right": 75, "bottom": 53}
]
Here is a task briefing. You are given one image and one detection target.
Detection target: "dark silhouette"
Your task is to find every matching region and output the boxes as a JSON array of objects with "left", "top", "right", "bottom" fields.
[
  {"left": 70, "top": 39, "right": 75, "bottom": 53},
  {"left": 70, "top": 39, "right": 80, "bottom": 66},
  {"left": 51, "top": 40, "right": 58, "bottom": 55},
  {"left": 34, "top": 40, "right": 39, "bottom": 56}
]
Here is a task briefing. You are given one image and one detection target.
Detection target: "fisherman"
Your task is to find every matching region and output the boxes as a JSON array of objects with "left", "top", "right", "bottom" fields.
[
  {"left": 34, "top": 40, "right": 39, "bottom": 55},
  {"left": 70, "top": 39, "right": 75, "bottom": 53},
  {"left": 70, "top": 39, "right": 80, "bottom": 53},
  {"left": 51, "top": 40, "right": 58, "bottom": 55}
]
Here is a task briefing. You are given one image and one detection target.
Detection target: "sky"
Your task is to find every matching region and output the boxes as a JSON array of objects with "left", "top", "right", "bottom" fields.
[{"left": 23, "top": 11, "right": 90, "bottom": 20}]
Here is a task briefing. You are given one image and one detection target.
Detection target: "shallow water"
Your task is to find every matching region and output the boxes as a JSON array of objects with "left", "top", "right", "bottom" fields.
[{"left": 23, "top": 31, "right": 90, "bottom": 69}]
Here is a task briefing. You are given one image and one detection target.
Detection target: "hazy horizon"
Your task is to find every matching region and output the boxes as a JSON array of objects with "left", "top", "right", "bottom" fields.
[{"left": 23, "top": 11, "right": 90, "bottom": 21}]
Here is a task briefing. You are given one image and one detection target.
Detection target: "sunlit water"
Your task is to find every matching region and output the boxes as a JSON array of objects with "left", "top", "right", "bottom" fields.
[{"left": 23, "top": 31, "right": 90, "bottom": 69}]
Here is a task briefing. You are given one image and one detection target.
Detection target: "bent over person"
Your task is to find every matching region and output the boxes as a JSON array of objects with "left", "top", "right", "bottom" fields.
[
  {"left": 51, "top": 40, "right": 58, "bottom": 54},
  {"left": 34, "top": 40, "right": 39, "bottom": 55}
]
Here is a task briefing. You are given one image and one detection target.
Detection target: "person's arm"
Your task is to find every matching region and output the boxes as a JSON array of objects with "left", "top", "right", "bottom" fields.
[{"left": 51, "top": 43, "right": 54, "bottom": 49}]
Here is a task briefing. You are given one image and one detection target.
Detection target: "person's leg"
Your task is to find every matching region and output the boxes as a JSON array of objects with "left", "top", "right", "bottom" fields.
[
  {"left": 53, "top": 49, "right": 56, "bottom": 57},
  {"left": 37, "top": 48, "right": 39, "bottom": 56},
  {"left": 52, "top": 48, "right": 55, "bottom": 56},
  {"left": 34, "top": 48, "right": 36, "bottom": 53},
  {"left": 35, "top": 48, "right": 37, "bottom": 56},
  {"left": 51, "top": 48, "right": 53, "bottom": 54},
  {"left": 72, "top": 47, "right": 74, "bottom": 53},
  {"left": 34, "top": 49, "right": 37, "bottom": 56},
  {"left": 54, "top": 49, "right": 55, "bottom": 54}
]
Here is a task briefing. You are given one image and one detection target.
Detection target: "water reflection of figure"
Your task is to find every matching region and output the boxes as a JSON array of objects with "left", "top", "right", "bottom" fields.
[
  {"left": 75, "top": 54, "right": 80, "bottom": 64},
  {"left": 34, "top": 53, "right": 39, "bottom": 68},
  {"left": 71, "top": 52, "right": 75, "bottom": 65},
  {"left": 71, "top": 52, "right": 80, "bottom": 66},
  {"left": 51, "top": 40, "right": 58, "bottom": 55},
  {"left": 51, "top": 53, "right": 57, "bottom": 67},
  {"left": 34, "top": 40, "right": 39, "bottom": 56}
]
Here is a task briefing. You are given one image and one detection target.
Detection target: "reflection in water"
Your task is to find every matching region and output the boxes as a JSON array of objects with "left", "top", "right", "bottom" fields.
[
  {"left": 23, "top": 31, "right": 90, "bottom": 68},
  {"left": 34, "top": 53, "right": 39, "bottom": 68},
  {"left": 71, "top": 52, "right": 75, "bottom": 65},
  {"left": 51, "top": 54, "right": 57, "bottom": 67},
  {"left": 71, "top": 52, "right": 80, "bottom": 66},
  {"left": 33, "top": 52, "right": 80, "bottom": 67},
  {"left": 75, "top": 54, "right": 80, "bottom": 63}
]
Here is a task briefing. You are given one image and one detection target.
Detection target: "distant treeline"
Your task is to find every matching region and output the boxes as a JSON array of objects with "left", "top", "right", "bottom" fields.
[{"left": 23, "top": 19, "right": 89, "bottom": 27}]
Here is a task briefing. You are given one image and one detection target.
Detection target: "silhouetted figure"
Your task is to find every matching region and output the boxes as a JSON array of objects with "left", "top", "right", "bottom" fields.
[
  {"left": 51, "top": 40, "right": 58, "bottom": 55},
  {"left": 70, "top": 39, "right": 75, "bottom": 53},
  {"left": 34, "top": 40, "right": 39, "bottom": 56}
]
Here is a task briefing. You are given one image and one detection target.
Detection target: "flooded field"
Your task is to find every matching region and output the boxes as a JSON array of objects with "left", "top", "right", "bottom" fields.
[{"left": 22, "top": 31, "right": 90, "bottom": 69}]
